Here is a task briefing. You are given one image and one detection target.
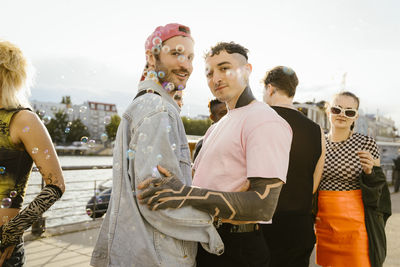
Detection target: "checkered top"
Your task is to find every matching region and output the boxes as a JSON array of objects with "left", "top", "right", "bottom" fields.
[{"left": 319, "top": 132, "right": 380, "bottom": 191}]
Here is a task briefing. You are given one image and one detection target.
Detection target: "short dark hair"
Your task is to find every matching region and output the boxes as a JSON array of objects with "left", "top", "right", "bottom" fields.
[
  {"left": 205, "top": 42, "right": 249, "bottom": 61},
  {"left": 263, "top": 66, "right": 298, "bottom": 98},
  {"left": 208, "top": 98, "right": 224, "bottom": 115}
]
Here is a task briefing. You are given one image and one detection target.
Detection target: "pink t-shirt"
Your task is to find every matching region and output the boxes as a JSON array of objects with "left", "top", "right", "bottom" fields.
[{"left": 192, "top": 101, "right": 292, "bottom": 192}]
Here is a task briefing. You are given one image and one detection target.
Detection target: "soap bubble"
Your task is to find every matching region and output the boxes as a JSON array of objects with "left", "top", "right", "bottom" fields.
[
  {"left": 32, "top": 147, "right": 39, "bottom": 154},
  {"left": 9, "top": 191, "right": 17, "bottom": 198},
  {"left": 64, "top": 127, "right": 71, "bottom": 134},
  {"left": 152, "top": 45, "right": 161, "bottom": 55},
  {"left": 86, "top": 208, "right": 93, "bottom": 217},
  {"left": 152, "top": 37, "right": 162, "bottom": 46},
  {"left": 100, "top": 133, "right": 108, "bottom": 142},
  {"left": 67, "top": 121, "right": 73, "bottom": 127},
  {"left": 38, "top": 110, "right": 46, "bottom": 116},
  {"left": 1, "top": 198, "right": 12, "bottom": 208},
  {"left": 158, "top": 71, "right": 165, "bottom": 79},
  {"left": 162, "top": 45, "right": 170, "bottom": 53},
  {"left": 42, "top": 116, "right": 51, "bottom": 125},
  {"left": 126, "top": 149, "right": 135, "bottom": 160},
  {"left": 22, "top": 126, "right": 30, "bottom": 133},
  {"left": 171, "top": 143, "right": 177, "bottom": 150},
  {"left": 67, "top": 108, "right": 74, "bottom": 114},
  {"left": 0, "top": 167, "right": 5, "bottom": 174},
  {"left": 79, "top": 106, "right": 87, "bottom": 113},
  {"left": 156, "top": 154, "right": 162, "bottom": 162},
  {"left": 138, "top": 133, "right": 147, "bottom": 142},
  {"left": 80, "top": 136, "right": 89, "bottom": 143},
  {"left": 104, "top": 116, "right": 111, "bottom": 124},
  {"left": 177, "top": 55, "right": 186, "bottom": 63},
  {"left": 176, "top": 44, "right": 185, "bottom": 53},
  {"left": 166, "top": 125, "right": 171, "bottom": 133},
  {"left": 88, "top": 140, "right": 96, "bottom": 148}
]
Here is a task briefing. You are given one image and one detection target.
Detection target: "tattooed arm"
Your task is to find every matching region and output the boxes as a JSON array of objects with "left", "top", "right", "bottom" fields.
[
  {"left": 138, "top": 166, "right": 283, "bottom": 221},
  {"left": 1, "top": 111, "right": 65, "bottom": 249}
]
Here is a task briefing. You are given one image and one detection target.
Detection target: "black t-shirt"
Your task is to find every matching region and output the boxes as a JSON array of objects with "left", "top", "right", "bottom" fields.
[{"left": 271, "top": 106, "right": 322, "bottom": 216}]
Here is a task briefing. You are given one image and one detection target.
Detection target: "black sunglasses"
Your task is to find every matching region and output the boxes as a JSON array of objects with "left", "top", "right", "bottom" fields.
[{"left": 330, "top": 106, "right": 358, "bottom": 118}]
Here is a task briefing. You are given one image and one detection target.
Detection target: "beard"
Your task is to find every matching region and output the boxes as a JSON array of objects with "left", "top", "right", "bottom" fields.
[{"left": 155, "top": 59, "right": 189, "bottom": 90}]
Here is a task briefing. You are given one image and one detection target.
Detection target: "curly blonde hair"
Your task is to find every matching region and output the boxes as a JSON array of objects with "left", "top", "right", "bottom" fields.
[{"left": 0, "top": 40, "right": 32, "bottom": 109}]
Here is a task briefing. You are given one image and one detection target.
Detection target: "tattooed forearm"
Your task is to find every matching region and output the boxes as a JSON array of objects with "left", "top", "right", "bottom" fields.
[
  {"left": 0, "top": 185, "right": 63, "bottom": 248},
  {"left": 139, "top": 177, "right": 283, "bottom": 221}
]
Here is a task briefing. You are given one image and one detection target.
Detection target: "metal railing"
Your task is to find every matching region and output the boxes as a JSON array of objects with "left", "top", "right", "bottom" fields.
[{"left": 25, "top": 165, "right": 113, "bottom": 235}]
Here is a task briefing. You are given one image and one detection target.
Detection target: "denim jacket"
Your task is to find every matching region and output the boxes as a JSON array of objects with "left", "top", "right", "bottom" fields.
[{"left": 91, "top": 80, "right": 223, "bottom": 267}]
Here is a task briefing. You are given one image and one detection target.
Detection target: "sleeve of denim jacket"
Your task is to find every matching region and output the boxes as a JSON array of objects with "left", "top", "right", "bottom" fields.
[{"left": 129, "top": 103, "right": 223, "bottom": 254}]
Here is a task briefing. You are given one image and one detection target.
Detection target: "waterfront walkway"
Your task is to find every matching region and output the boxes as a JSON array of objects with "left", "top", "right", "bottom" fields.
[{"left": 25, "top": 187, "right": 400, "bottom": 267}]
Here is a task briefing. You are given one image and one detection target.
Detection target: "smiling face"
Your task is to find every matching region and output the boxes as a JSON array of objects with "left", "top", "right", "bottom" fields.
[
  {"left": 205, "top": 51, "right": 251, "bottom": 108},
  {"left": 328, "top": 94, "right": 359, "bottom": 131},
  {"left": 147, "top": 36, "right": 194, "bottom": 90}
]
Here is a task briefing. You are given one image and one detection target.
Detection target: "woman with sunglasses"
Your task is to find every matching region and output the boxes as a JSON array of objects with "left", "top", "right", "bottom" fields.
[
  {"left": 315, "top": 91, "right": 391, "bottom": 267},
  {"left": 0, "top": 40, "right": 65, "bottom": 266}
]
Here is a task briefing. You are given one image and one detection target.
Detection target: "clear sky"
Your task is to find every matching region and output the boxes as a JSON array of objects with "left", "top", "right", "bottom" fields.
[{"left": 2, "top": 0, "right": 400, "bottom": 127}]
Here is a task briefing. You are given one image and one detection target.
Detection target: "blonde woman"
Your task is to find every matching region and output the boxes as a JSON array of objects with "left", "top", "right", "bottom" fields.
[
  {"left": 315, "top": 91, "right": 391, "bottom": 267},
  {"left": 0, "top": 40, "right": 65, "bottom": 266}
]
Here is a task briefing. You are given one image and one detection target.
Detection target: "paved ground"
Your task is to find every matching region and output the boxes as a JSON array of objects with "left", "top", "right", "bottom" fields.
[{"left": 25, "top": 188, "right": 400, "bottom": 267}]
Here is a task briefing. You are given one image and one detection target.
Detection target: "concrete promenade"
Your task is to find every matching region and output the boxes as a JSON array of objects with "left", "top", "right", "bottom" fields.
[{"left": 25, "top": 188, "right": 400, "bottom": 267}]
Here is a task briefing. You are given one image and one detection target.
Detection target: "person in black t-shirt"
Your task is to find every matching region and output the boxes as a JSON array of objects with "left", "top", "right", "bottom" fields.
[{"left": 261, "top": 66, "right": 325, "bottom": 267}]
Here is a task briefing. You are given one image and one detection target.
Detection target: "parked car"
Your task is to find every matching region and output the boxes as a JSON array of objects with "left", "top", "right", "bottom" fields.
[{"left": 86, "top": 179, "right": 112, "bottom": 218}]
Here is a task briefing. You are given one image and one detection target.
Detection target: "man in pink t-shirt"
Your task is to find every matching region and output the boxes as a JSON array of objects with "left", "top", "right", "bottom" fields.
[{"left": 138, "top": 42, "right": 292, "bottom": 267}]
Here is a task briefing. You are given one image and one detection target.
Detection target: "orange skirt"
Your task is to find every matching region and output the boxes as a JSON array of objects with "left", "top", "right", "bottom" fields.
[{"left": 315, "top": 190, "right": 370, "bottom": 267}]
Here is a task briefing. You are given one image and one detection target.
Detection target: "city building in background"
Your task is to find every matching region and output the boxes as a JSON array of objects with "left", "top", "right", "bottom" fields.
[{"left": 31, "top": 100, "right": 117, "bottom": 140}]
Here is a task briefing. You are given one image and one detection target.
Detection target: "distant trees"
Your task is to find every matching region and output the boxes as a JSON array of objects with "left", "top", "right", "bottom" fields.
[
  {"left": 105, "top": 114, "right": 121, "bottom": 141},
  {"left": 61, "top": 96, "right": 71, "bottom": 106},
  {"left": 44, "top": 110, "right": 89, "bottom": 145},
  {"left": 181, "top": 116, "right": 212, "bottom": 136}
]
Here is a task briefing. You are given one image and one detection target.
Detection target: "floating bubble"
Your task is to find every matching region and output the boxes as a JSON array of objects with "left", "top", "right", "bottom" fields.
[
  {"left": 152, "top": 36, "right": 162, "bottom": 46},
  {"left": 171, "top": 143, "right": 177, "bottom": 150},
  {"left": 42, "top": 116, "right": 51, "bottom": 125},
  {"left": 22, "top": 126, "right": 30, "bottom": 133},
  {"left": 152, "top": 45, "right": 161, "bottom": 55},
  {"left": 152, "top": 167, "right": 160, "bottom": 178},
  {"left": 50, "top": 106, "right": 57, "bottom": 112},
  {"left": 126, "top": 149, "right": 135, "bottom": 160},
  {"left": 82, "top": 117, "right": 87, "bottom": 121},
  {"left": 164, "top": 82, "right": 175, "bottom": 92},
  {"left": 100, "top": 133, "right": 108, "bottom": 142},
  {"left": 177, "top": 85, "right": 185, "bottom": 91},
  {"left": 138, "top": 133, "right": 147, "bottom": 142},
  {"left": 45, "top": 155, "right": 51, "bottom": 160},
  {"left": 176, "top": 44, "right": 185, "bottom": 53},
  {"left": 9, "top": 191, "right": 17, "bottom": 198},
  {"left": 282, "top": 66, "right": 295, "bottom": 75},
  {"left": 166, "top": 125, "right": 171, "bottom": 133},
  {"left": 143, "top": 117, "right": 150, "bottom": 124},
  {"left": 96, "top": 196, "right": 103, "bottom": 204},
  {"left": 67, "top": 108, "right": 74, "bottom": 114},
  {"left": 81, "top": 136, "right": 89, "bottom": 143},
  {"left": 158, "top": 71, "right": 165, "bottom": 79},
  {"left": 1, "top": 198, "right": 12, "bottom": 208},
  {"left": 162, "top": 45, "right": 170, "bottom": 53},
  {"left": 177, "top": 55, "right": 186, "bottom": 63},
  {"left": 226, "top": 70, "right": 236, "bottom": 79},
  {"left": 156, "top": 154, "right": 162, "bottom": 162},
  {"left": 147, "top": 146, "right": 153, "bottom": 154},
  {"left": 2, "top": 216, "right": 9, "bottom": 223},
  {"left": 104, "top": 116, "right": 111, "bottom": 124},
  {"left": 67, "top": 121, "right": 73, "bottom": 127},
  {"left": 79, "top": 106, "right": 88, "bottom": 113},
  {"left": 88, "top": 140, "right": 96, "bottom": 148},
  {"left": 32, "top": 147, "right": 39, "bottom": 154},
  {"left": 86, "top": 208, "right": 93, "bottom": 217},
  {"left": 38, "top": 110, "right": 46, "bottom": 116},
  {"left": 147, "top": 70, "right": 157, "bottom": 79},
  {"left": 64, "top": 127, "right": 71, "bottom": 134},
  {"left": 44, "top": 149, "right": 49, "bottom": 154},
  {"left": 0, "top": 167, "right": 5, "bottom": 174}
]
